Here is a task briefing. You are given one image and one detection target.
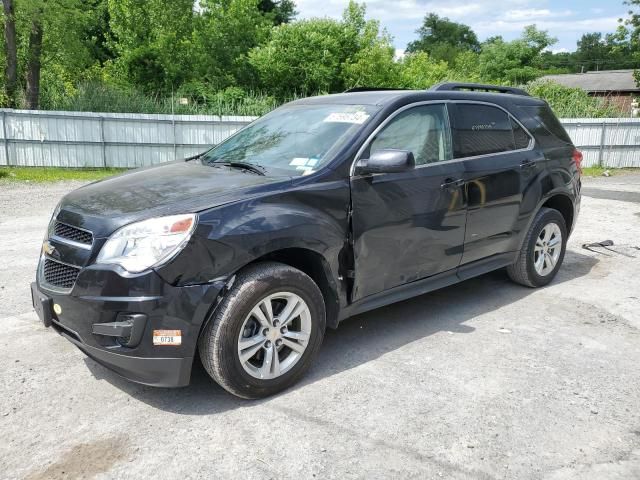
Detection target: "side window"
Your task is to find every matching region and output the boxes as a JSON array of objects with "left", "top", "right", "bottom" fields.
[
  {"left": 451, "top": 104, "right": 518, "bottom": 158},
  {"left": 369, "top": 104, "right": 452, "bottom": 166},
  {"left": 511, "top": 118, "right": 531, "bottom": 150}
]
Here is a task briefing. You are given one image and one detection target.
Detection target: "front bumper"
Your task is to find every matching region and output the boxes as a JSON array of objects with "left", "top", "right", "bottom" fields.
[
  {"left": 33, "top": 264, "right": 224, "bottom": 388},
  {"left": 61, "top": 327, "right": 193, "bottom": 387}
]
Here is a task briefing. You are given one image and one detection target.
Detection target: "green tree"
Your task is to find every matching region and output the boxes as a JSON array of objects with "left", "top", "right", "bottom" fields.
[
  {"left": 2, "top": 0, "right": 18, "bottom": 106},
  {"left": 1, "top": 0, "right": 98, "bottom": 108},
  {"left": 478, "top": 25, "right": 556, "bottom": 84},
  {"left": 258, "top": 0, "right": 296, "bottom": 25},
  {"left": 191, "top": 0, "right": 273, "bottom": 90},
  {"left": 106, "top": 0, "right": 195, "bottom": 94},
  {"left": 396, "top": 51, "right": 449, "bottom": 88},
  {"left": 406, "top": 13, "right": 479, "bottom": 64},
  {"left": 340, "top": 1, "right": 397, "bottom": 88},
  {"left": 449, "top": 50, "right": 482, "bottom": 82},
  {"left": 576, "top": 32, "right": 608, "bottom": 71},
  {"left": 619, "top": 1, "right": 640, "bottom": 84},
  {"left": 249, "top": 1, "right": 394, "bottom": 97},
  {"left": 249, "top": 18, "right": 346, "bottom": 97}
]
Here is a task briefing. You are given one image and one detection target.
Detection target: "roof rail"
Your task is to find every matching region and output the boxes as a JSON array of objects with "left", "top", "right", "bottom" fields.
[
  {"left": 344, "top": 87, "right": 408, "bottom": 93},
  {"left": 429, "top": 82, "right": 530, "bottom": 97}
]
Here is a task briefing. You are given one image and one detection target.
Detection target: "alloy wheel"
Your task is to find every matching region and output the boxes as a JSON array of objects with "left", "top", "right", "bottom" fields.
[
  {"left": 533, "top": 223, "right": 562, "bottom": 276},
  {"left": 237, "top": 292, "right": 312, "bottom": 380}
]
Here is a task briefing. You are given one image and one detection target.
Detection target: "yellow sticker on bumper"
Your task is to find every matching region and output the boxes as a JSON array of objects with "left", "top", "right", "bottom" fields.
[{"left": 153, "top": 330, "right": 182, "bottom": 346}]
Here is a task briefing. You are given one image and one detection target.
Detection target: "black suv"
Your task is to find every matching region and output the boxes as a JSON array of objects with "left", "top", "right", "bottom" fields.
[{"left": 31, "top": 83, "right": 582, "bottom": 398}]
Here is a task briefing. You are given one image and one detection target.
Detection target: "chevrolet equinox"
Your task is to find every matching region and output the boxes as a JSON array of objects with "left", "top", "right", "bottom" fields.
[{"left": 31, "top": 83, "right": 582, "bottom": 398}]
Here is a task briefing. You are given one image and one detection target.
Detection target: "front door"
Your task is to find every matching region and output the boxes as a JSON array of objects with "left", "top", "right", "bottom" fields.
[{"left": 350, "top": 103, "right": 467, "bottom": 301}]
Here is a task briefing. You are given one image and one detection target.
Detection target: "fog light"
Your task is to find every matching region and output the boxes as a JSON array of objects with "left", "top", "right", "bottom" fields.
[{"left": 92, "top": 313, "right": 147, "bottom": 348}]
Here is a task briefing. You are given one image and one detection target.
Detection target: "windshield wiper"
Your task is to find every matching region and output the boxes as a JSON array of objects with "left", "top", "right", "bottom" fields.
[{"left": 220, "top": 162, "right": 266, "bottom": 176}]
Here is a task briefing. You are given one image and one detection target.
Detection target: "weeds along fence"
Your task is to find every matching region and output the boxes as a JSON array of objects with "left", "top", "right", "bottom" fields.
[{"left": 0, "top": 109, "right": 638, "bottom": 168}]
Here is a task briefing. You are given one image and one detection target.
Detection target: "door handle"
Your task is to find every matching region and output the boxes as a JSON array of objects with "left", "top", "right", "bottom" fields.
[
  {"left": 441, "top": 178, "right": 465, "bottom": 189},
  {"left": 520, "top": 160, "right": 536, "bottom": 169}
]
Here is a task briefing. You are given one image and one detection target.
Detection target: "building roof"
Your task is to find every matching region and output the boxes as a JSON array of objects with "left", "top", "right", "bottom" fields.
[{"left": 541, "top": 70, "right": 640, "bottom": 93}]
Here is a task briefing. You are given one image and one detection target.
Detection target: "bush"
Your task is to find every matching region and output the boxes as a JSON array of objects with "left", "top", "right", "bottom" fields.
[
  {"left": 396, "top": 52, "right": 450, "bottom": 89},
  {"left": 526, "top": 80, "right": 625, "bottom": 118},
  {"left": 44, "top": 80, "right": 278, "bottom": 116}
]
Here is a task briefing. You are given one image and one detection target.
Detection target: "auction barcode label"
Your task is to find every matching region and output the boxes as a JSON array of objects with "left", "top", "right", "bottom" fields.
[{"left": 153, "top": 330, "right": 182, "bottom": 346}]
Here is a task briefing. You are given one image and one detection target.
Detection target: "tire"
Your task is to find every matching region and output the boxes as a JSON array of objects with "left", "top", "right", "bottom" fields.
[
  {"left": 198, "top": 261, "right": 326, "bottom": 399},
  {"left": 507, "top": 207, "right": 568, "bottom": 288}
]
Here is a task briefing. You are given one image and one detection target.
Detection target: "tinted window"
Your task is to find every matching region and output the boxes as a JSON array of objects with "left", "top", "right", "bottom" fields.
[
  {"left": 512, "top": 118, "right": 531, "bottom": 150},
  {"left": 452, "top": 104, "right": 515, "bottom": 158},
  {"left": 520, "top": 104, "right": 573, "bottom": 145},
  {"left": 369, "top": 104, "right": 452, "bottom": 165}
]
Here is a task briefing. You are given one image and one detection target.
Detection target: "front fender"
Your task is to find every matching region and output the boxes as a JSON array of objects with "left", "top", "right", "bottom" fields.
[{"left": 156, "top": 180, "right": 351, "bottom": 289}]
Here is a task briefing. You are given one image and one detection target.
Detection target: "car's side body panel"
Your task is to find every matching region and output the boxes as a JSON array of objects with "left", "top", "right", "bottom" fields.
[
  {"left": 158, "top": 168, "right": 352, "bottom": 310},
  {"left": 349, "top": 160, "right": 467, "bottom": 300}
]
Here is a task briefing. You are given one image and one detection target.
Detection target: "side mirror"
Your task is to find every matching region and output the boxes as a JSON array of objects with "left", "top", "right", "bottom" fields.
[{"left": 356, "top": 149, "right": 415, "bottom": 175}]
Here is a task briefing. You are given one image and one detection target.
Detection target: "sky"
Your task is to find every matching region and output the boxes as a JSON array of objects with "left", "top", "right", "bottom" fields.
[{"left": 294, "top": 0, "right": 630, "bottom": 54}]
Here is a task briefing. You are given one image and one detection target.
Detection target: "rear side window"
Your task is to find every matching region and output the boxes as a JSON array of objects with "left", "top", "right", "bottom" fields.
[
  {"left": 512, "top": 119, "right": 531, "bottom": 150},
  {"left": 451, "top": 104, "right": 530, "bottom": 158},
  {"left": 519, "top": 104, "right": 573, "bottom": 146}
]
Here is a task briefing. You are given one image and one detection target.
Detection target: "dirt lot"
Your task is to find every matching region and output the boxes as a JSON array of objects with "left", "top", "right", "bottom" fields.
[{"left": 1, "top": 175, "right": 639, "bottom": 480}]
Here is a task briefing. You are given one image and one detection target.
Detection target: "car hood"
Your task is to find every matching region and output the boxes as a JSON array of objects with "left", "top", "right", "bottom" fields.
[{"left": 57, "top": 160, "right": 291, "bottom": 237}]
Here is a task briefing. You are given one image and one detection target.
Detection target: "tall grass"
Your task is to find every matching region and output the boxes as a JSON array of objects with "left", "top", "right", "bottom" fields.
[
  {"left": 46, "top": 81, "right": 280, "bottom": 117},
  {"left": 525, "top": 80, "right": 627, "bottom": 118},
  {"left": 43, "top": 79, "right": 631, "bottom": 119}
]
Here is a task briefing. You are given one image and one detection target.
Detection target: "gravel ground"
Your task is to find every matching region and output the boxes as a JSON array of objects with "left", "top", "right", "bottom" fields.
[{"left": 1, "top": 175, "right": 639, "bottom": 480}]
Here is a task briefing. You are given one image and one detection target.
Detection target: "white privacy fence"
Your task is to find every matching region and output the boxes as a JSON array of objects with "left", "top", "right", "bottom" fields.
[
  {"left": 0, "top": 109, "right": 257, "bottom": 168},
  {"left": 0, "top": 109, "right": 638, "bottom": 168},
  {"left": 560, "top": 118, "right": 640, "bottom": 168}
]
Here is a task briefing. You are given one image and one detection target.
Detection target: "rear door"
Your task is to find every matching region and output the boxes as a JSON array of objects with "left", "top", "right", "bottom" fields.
[
  {"left": 449, "top": 102, "right": 539, "bottom": 265},
  {"left": 349, "top": 102, "right": 467, "bottom": 301}
]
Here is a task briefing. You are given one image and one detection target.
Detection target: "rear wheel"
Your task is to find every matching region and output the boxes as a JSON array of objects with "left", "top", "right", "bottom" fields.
[
  {"left": 507, "top": 207, "right": 567, "bottom": 287},
  {"left": 198, "top": 262, "right": 325, "bottom": 399}
]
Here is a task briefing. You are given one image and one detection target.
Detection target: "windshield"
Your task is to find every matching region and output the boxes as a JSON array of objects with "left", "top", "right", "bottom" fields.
[{"left": 200, "top": 104, "right": 378, "bottom": 176}]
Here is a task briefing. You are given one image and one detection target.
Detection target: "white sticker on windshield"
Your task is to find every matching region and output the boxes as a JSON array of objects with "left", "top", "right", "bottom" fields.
[
  {"left": 323, "top": 111, "right": 370, "bottom": 124},
  {"left": 295, "top": 166, "right": 315, "bottom": 175},
  {"left": 290, "top": 158, "right": 320, "bottom": 168},
  {"left": 290, "top": 158, "right": 309, "bottom": 166}
]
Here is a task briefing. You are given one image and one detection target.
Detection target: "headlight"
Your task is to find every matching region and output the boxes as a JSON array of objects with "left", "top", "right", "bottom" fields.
[
  {"left": 46, "top": 203, "right": 61, "bottom": 237},
  {"left": 96, "top": 214, "right": 197, "bottom": 273}
]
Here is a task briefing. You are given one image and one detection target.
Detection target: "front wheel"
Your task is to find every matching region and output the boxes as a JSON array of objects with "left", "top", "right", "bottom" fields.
[
  {"left": 198, "top": 262, "right": 326, "bottom": 399},
  {"left": 507, "top": 207, "right": 568, "bottom": 288}
]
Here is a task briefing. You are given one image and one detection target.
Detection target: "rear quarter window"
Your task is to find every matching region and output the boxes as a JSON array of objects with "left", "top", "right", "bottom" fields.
[
  {"left": 517, "top": 104, "right": 573, "bottom": 147},
  {"left": 512, "top": 118, "right": 531, "bottom": 150}
]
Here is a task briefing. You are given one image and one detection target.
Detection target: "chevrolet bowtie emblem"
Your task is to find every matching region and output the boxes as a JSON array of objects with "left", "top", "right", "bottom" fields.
[{"left": 42, "top": 240, "right": 55, "bottom": 256}]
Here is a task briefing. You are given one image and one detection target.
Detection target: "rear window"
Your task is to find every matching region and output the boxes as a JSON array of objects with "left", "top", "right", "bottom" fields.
[{"left": 451, "top": 104, "right": 526, "bottom": 158}]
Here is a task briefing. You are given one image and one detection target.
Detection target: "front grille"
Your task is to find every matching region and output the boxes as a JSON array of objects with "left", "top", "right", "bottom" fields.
[
  {"left": 53, "top": 221, "right": 93, "bottom": 246},
  {"left": 43, "top": 258, "right": 81, "bottom": 289}
]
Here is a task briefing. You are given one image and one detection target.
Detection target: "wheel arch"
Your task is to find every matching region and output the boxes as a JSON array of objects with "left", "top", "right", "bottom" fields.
[
  {"left": 198, "top": 246, "right": 342, "bottom": 340},
  {"left": 252, "top": 248, "right": 341, "bottom": 329},
  {"left": 516, "top": 191, "right": 576, "bottom": 253},
  {"left": 541, "top": 193, "right": 574, "bottom": 234}
]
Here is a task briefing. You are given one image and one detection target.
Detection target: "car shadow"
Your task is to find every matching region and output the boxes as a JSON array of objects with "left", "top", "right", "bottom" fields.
[{"left": 84, "top": 249, "right": 598, "bottom": 415}]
